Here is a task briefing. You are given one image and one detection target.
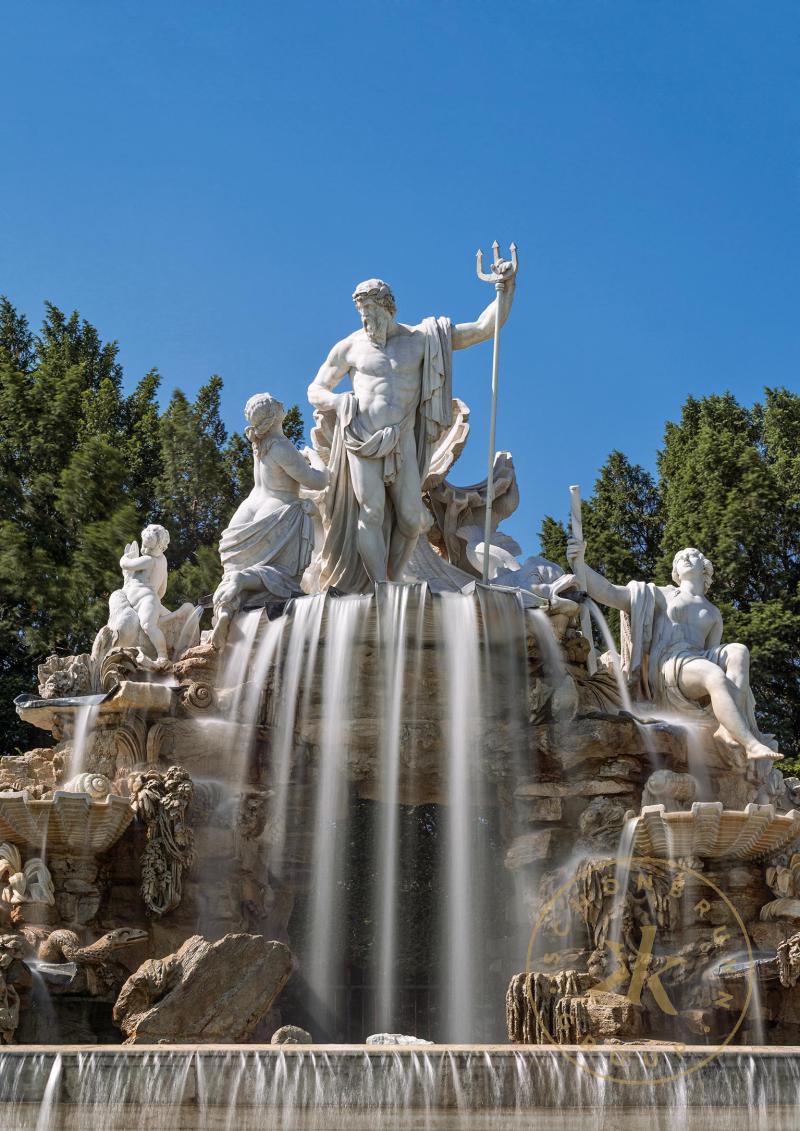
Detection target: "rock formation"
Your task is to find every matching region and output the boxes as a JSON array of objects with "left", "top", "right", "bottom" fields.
[{"left": 113, "top": 933, "right": 294, "bottom": 1044}]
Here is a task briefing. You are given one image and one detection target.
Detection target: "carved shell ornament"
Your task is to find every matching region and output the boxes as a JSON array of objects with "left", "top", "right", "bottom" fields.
[{"left": 63, "top": 773, "right": 112, "bottom": 800}]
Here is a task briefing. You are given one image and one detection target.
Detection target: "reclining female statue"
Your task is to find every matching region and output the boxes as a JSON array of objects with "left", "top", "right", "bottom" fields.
[
  {"left": 211, "top": 393, "right": 329, "bottom": 648},
  {"left": 566, "top": 539, "right": 781, "bottom": 762}
]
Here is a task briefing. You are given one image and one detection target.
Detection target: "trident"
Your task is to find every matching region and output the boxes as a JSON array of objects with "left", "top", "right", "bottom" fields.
[{"left": 476, "top": 240, "right": 518, "bottom": 583}]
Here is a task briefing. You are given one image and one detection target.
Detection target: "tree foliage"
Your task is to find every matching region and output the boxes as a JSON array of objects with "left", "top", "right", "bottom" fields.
[
  {"left": 540, "top": 390, "right": 800, "bottom": 761},
  {"left": 0, "top": 297, "right": 303, "bottom": 753}
]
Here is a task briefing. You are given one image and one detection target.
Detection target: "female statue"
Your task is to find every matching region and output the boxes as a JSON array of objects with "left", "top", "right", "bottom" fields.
[
  {"left": 566, "top": 540, "right": 780, "bottom": 762},
  {"left": 211, "top": 393, "right": 329, "bottom": 647}
]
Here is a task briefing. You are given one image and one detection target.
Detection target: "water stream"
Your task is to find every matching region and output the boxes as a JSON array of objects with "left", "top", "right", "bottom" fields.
[
  {"left": 438, "top": 592, "right": 484, "bottom": 1043},
  {"left": 267, "top": 594, "right": 325, "bottom": 885},
  {"left": 374, "top": 582, "right": 413, "bottom": 1031},
  {"left": 305, "top": 594, "right": 371, "bottom": 1033},
  {"left": 67, "top": 701, "right": 99, "bottom": 781}
]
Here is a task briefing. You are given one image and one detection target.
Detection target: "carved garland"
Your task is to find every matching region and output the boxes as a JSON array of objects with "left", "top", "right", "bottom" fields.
[{"left": 130, "top": 767, "right": 195, "bottom": 918}]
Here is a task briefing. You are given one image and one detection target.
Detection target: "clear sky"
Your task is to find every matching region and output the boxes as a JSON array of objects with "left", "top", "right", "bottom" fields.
[{"left": 2, "top": 1, "right": 798, "bottom": 555}]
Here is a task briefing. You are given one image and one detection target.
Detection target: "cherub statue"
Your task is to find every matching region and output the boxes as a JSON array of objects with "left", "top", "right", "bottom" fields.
[
  {"left": 567, "top": 539, "right": 781, "bottom": 762},
  {"left": 92, "top": 524, "right": 198, "bottom": 670},
  {"left": 211, "top": 393, "right": 329, "bottom": 648},
  {"left": 118, "top": 525, "right": 171, "bottom": 667}
]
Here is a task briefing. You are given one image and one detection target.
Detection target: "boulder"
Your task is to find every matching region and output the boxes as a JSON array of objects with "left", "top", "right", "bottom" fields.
[
  {"left": 113, "top": 933, "right": 294, "bottom": 1044},
  {"left": 366, "top": 1033, "right": 433, "bottom": 1045}
]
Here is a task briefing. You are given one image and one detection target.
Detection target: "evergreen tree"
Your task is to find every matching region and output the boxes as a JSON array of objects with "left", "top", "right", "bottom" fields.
[
  {"left": 0, "top": 298, "right": 306, "bottom": 754},
  {"left": 0, "top": 300, "right": 135, "bottom": 748},
  {"left": 282, "top": 404, "right": 305, "bottom": 448}
]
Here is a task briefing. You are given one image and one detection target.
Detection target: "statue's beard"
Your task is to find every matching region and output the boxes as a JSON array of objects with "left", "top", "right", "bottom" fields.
[{"left": 363, "top": 314, "right": 388, "bottom": 348}]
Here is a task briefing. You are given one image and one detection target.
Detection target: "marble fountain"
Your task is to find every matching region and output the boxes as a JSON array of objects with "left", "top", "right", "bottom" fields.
[{"left": 2, "top": 259, "right": 800, "bottom": 1127}]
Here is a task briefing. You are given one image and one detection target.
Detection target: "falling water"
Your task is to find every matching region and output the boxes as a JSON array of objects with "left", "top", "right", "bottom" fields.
[
  {"left": 374, "top": 582, "right": 413, "bottom": 1031},
  {"left": 606, "top": 816, "right": 639, "bottom": 955},
  {"left": 477, "top": 585, "right": 531, "bottom": 1008},
  {"left": 587, "top": 600, "right": 634, "bottom": 714},
  {"left": 306, "top": 595, "right": 371, "bottom": 1032},
  {"left": 527, "top": 607, "right": 568, "bottom": 685},
  {"left": 218, "top": 607, "right": 265, "bottom": 719},
  {"left": 22, "top": 965, "right": 60, "bottom": 1045},
  {"left": 438, "top": 592, "right": 483, "bottom": 1042},
  {"left": 267, "top": 594, "right": 326, "bottom": 884},
  {"left": 33, "top": 1053, "right": 61, "bottom": 1131},
  {"left": 67, "top": 701, "right": 99, "bottom": 780},
  {"left": 1, "top": 1046, "right": 799, "bottom": 1129},
  {"left": 674, "top": 719, "right": 715, "bottom": 800}
]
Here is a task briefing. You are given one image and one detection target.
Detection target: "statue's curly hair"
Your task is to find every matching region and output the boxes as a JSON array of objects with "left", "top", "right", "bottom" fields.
[
  {"left": 352, "top": 278, "right": 396, "bottom": 317},
  {"left": 244, "top": 392, "right": 285, "bottom": 443},
  {"left": 141, "top": 524, "right": 170, "bottom": 553},
  {"left": 671, "top": 547, "right": 713, "bottom": 591}
]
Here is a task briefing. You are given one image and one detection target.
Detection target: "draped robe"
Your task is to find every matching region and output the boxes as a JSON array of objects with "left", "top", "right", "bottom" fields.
[{"left": 311, "top": 316, "right": 454, "bottom": 593}]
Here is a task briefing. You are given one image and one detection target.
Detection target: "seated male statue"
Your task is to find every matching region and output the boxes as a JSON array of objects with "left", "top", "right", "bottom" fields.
[{"left": 567, "top": 538, "right": 781, "bottom": 762}]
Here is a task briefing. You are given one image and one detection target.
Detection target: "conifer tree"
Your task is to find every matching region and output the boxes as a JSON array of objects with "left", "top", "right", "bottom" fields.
[{"left": 0, "top": 298, "right": 306, "bottom": 754}]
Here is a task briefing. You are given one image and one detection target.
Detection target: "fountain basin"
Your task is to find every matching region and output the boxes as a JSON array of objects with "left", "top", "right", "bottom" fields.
[
  {"left": 0, "top": 791, "right": 134, "bottom": 853},
  {"left": 633, "top": 802, "right": 800, "bottom": 861},
  {"left": 0, "top": 1045, "right": 799, "bottom": 1129}
]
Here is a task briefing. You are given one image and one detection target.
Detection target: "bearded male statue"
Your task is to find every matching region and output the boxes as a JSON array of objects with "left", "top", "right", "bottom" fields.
[{"left": 307, "top": 265, "right": 517, "bottom": 592}]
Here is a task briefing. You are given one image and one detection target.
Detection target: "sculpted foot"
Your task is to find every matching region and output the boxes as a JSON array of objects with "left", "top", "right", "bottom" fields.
[{"left": 746, "top": 740, "right": 783, "bottom": 762}]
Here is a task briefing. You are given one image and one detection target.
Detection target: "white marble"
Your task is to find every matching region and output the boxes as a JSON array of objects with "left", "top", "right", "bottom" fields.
[
  {"left": 211, "top": 394, "right": 328, "bottom": 647},
  {"left": 567, "top": 539, "right": 781, "bottom": 761},
  {"left": 307, "top": 266, "right": 516, "bottom": 591},
  {"left": 94, "top": 525, "right": 198, "bottom": 669}
]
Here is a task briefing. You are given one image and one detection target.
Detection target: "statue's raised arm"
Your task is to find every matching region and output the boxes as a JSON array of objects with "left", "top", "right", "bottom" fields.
[
  {"left": 451, "top": 256, "right": 517, "bottom": 351},
  {"left": 567, "top": 535, "right": 633, "bottom": 613}
]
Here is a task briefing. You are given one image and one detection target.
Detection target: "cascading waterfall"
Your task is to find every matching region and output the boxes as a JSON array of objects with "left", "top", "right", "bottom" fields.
[
  {"left": 476, "top": 585, "right": 531, "bottom": 1006},
  {"left": 374, "top": 582, "right": 414, "bottom": 1032},
  {"left": 257, "top": 585, "right": 529, "bottom": 1041},
  {"left": 219, "top": 607, "right": 264, "bottom": 706},
  {"left": 438, "top": 592, "right": 484, "bottom": 1042},
  {"left": 267, "top": 593, "right": 326, "bottom": 884},
  {"left": 305, "top": 595, "right": 371, "bottom": 1033}
]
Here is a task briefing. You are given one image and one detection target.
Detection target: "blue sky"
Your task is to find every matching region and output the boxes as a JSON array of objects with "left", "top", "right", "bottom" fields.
[{"left": 2, "top": 1, "right": 798, "bottom": 555}]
